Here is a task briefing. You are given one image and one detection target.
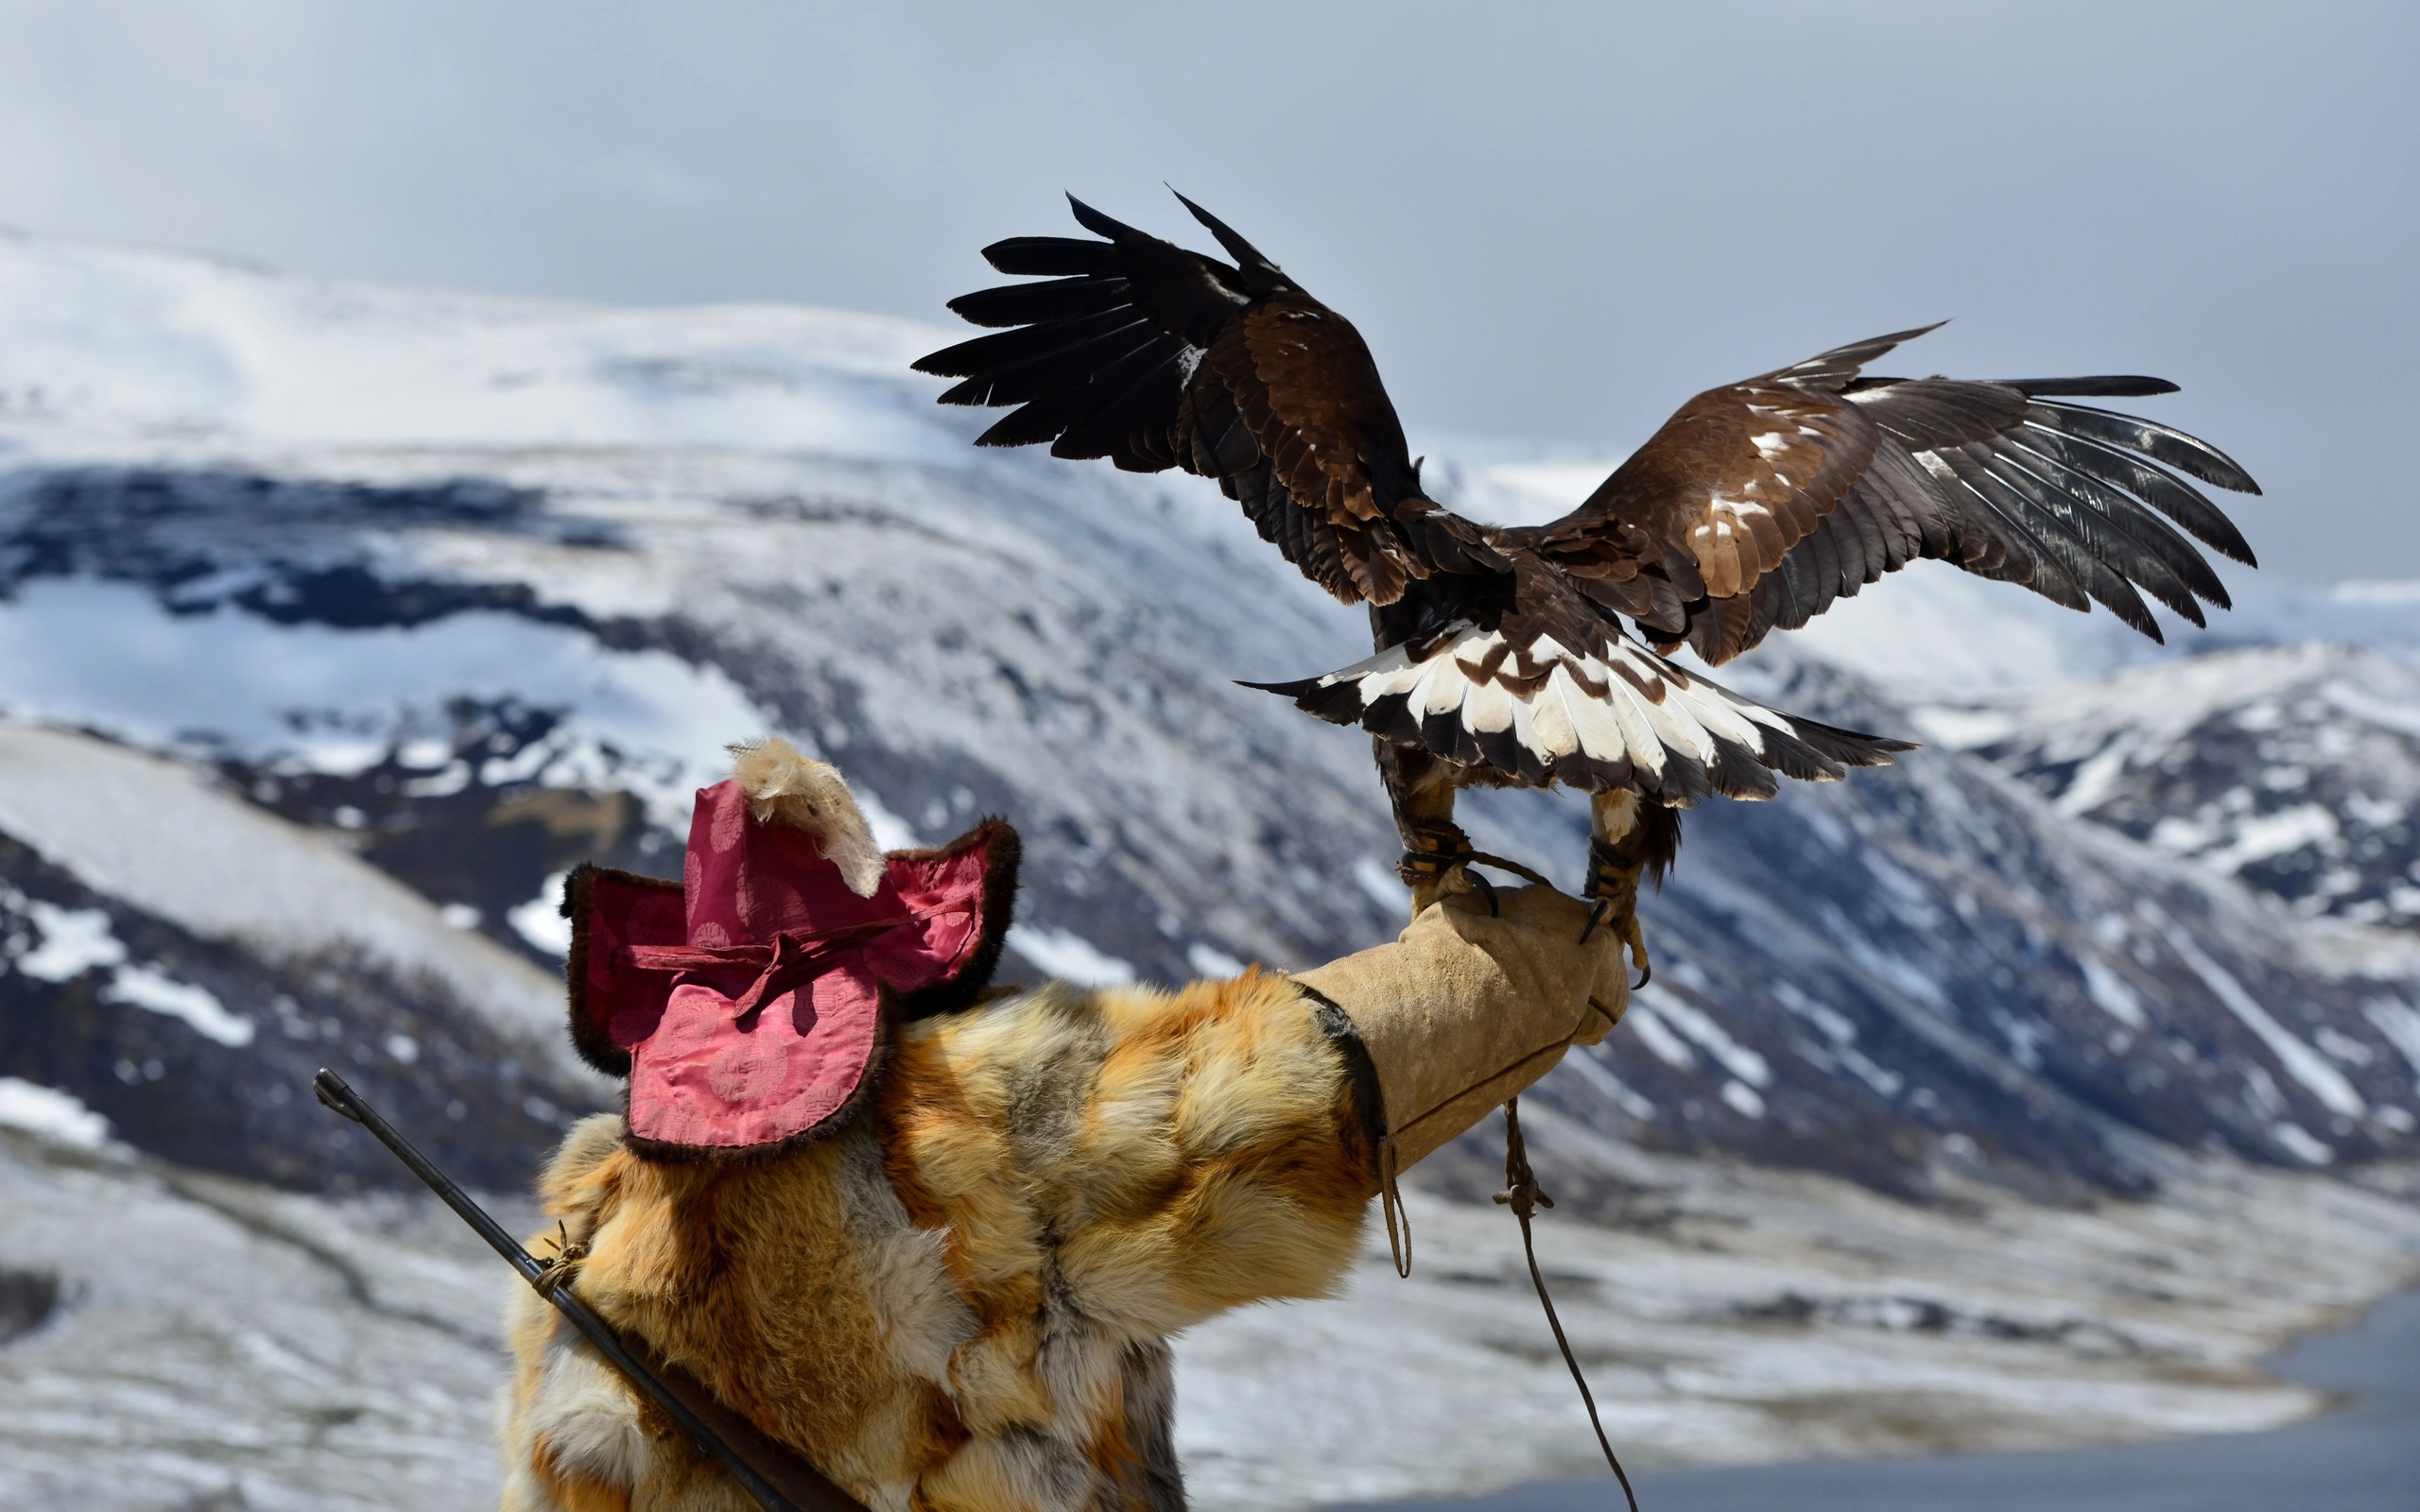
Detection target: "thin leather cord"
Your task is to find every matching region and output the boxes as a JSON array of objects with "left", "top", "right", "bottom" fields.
[
  {"left": 1496, "top": 1097, "right": 1640, "bottom": 1512},
  {"left": 1376, "top": 1134, "right": 1412, "bottom": 1278},
  {"left": 1463, "top": 850, "right": 1554, "bottom": 890},
  {"left": 1398, "top": 837, "right": 1555, "bottom": 907},
  {"left": 1397, "top": 847, "right": 1560, "bottom": 923}
]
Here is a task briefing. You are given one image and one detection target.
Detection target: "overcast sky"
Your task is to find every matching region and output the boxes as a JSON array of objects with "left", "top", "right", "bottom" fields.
[{"left": 1, "top": 1, "right": 2411, "bottom": 582}]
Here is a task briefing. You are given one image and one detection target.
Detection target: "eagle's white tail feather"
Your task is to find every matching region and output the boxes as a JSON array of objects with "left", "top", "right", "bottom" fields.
[{"left": 1266, "top": 619, "right": 1894, "bottom": 803}]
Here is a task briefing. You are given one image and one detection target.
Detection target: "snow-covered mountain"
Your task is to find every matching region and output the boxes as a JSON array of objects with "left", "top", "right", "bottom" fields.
[
  {"left": 1952, "top": 644, "right": 2420, "bottom": 928},
  {"left": 3, "top": 230, "right": 2419, "bottom": 1208},
  {"left": 0, "top": 723, "right": 596, "bottom": 1188}
]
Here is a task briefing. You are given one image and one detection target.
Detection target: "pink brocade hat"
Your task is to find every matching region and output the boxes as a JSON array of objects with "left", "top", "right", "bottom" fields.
[{"left": 558, "top": 745, "right": 1017, "bottom": 1155}]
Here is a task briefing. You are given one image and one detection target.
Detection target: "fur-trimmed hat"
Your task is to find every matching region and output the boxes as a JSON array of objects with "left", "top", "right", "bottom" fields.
[{"left": 560, "top": 740, "right": 1018, "bottom": 1155}]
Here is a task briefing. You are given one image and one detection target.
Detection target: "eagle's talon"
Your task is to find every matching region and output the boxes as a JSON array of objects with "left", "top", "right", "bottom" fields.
[
  {"left": 1582, "top": 826, "right": 1655, "bottom": 982},
  {"left": 1578, "top": 898, "right": 1609, "bottom": 946}
]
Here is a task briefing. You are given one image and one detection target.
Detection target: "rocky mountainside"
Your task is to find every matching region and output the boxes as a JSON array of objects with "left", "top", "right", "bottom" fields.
[
  {"left": 1510, "top": 649, "right": 2420, "bottom": 1197},
  {"left": 0, "top": 723, "right": 596, "bottom": 1188},
  {"left": 1, "top": 232, "right": 2418, "bottom": 1208},
  {"left": 1957, "top": 644, "right": 2420, "bottom": 929}
]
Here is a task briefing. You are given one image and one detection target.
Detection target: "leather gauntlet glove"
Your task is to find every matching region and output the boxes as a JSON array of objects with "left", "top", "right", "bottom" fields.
[{"left": 1296, "top": 880, "right": 1629, "bottom": 1173}]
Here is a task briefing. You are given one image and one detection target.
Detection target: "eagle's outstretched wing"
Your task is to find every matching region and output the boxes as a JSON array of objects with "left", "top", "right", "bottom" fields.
[
  {"left": 917, "top": 198, "right": 2254, "bottom": 806},
  {"left": 914, "top": 194, "right": 1493, "bottom": 606},
  {"left": 1522, "top": 327, "right": 2261, "bottom": 664}
]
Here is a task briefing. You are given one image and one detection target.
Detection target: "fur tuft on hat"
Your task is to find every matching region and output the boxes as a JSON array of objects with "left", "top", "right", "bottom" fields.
[{"left": 726, "top": 738, "right": 885, "bottom": 898}]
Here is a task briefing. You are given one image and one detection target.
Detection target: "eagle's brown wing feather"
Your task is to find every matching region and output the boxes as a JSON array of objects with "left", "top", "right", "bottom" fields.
[
  {"left": 1526, "top": 328, "right": 2260, "bottom": 663},
  {"left": 916, "top": 196, "right": 1430, "bottom": 606}
]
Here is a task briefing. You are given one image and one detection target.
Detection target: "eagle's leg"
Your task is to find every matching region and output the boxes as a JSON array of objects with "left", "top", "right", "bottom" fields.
[
  {"left": 1584, "top": 790, "right": 1661, "bottom": 981},
  {"left": 1379, "top": 739, "right": 1469, "bottom": 916}
]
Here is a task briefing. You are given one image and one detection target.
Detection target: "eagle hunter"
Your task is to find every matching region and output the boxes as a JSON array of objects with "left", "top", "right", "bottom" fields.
[{"left": 915, "top": 194, "right": 2259, "bottom": 964}]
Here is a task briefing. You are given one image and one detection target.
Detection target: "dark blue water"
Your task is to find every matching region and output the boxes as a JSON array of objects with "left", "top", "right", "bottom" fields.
[{"left": 1355, "top": 1288, "right": 2420, "bottom": 1512}]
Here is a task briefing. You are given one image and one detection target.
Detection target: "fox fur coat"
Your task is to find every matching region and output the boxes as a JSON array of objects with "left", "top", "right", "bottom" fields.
[
  {"left": 498, "top": 745, "right": 1625, "bottom": 1512},
  {"left": 500, "top": 965, "right": 1388, "bottom": 1512}
]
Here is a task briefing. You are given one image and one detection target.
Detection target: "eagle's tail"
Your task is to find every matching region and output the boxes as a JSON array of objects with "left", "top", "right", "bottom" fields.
[{"left": 1245, "top": 621, "right": 1910, "bottom": 806}]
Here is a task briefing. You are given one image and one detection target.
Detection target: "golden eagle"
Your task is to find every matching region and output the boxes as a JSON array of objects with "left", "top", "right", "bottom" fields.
[{"left": 915, "top": 194, "right": 2258, "bottom": 956}]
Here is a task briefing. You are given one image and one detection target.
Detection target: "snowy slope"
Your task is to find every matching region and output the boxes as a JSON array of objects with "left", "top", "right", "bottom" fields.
[
  {"left": 0, "top": 723, "right": 575, "bottom": 1047},
  {"left": 2, "top": 231, "right": 2418, "bottom": 1206},
  {"left": 1450, "top": 650, "right": 2420, "bottom": 1192},
  {"left": 0, "top": 723, "right": 603, "bottom": 1187},
  {"left": 1942, "top": 645, "right": 2420, "bottom": 926}
]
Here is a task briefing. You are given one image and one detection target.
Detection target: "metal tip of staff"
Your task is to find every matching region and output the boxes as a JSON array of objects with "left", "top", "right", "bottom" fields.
[{"left": 312, "top": 1068, "right": 365, "bottom": 1122}]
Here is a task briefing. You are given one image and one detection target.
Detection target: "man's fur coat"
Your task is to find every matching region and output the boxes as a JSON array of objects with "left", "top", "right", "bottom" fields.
[{"left": 500, "top": 968, "right": 1384, "bottom": 1512}]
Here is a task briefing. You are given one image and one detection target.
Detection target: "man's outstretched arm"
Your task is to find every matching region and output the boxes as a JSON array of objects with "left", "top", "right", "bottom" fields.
[{"left": 874, "top": 880, "right": 1629, "bottom": 1333}]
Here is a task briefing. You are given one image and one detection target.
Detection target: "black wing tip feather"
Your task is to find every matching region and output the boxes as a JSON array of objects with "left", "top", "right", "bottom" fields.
[
  {"left": 2021, "top": 405, "right": 2263, "bottom": 564},
  {"left": 1063, "top": 194, "right": 1139, "bottom": 244},
  {"left": 2031, "top": 399, "right": 2263, "bottom": 497},
  {"left": 2205, "top": 528, "right": 2259, "bottom": 568},
  {"left": 1792, "top": 718, "right": 1918, "bottom": 767},
  {"left": 977, "top": 233, "right": 1112, "bottom": 278},
  {"left": 1166, "top": 187, "right": 1279, "bottom": 274},
  {"left": 1781, "top": 321, "right": 1949, "bottom": 387},
  {"left": 917, "top": 332, "right": 1015, "bottom": 382},
  {"left": 2009, "top": 376, "right": 2180, "bottom": 399},
  {"left": 1237, "top": 676, "right": 1362, "bottom": 727},
  {"left": 1705, "top": 739, "right": 1781, "bottom": 801},
  {"left": 1842, "top": 320, "right": 1951, "bottom": 353},
  {"left": 1887, "top": 319, "right": 1952, "bottom": 344}
]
